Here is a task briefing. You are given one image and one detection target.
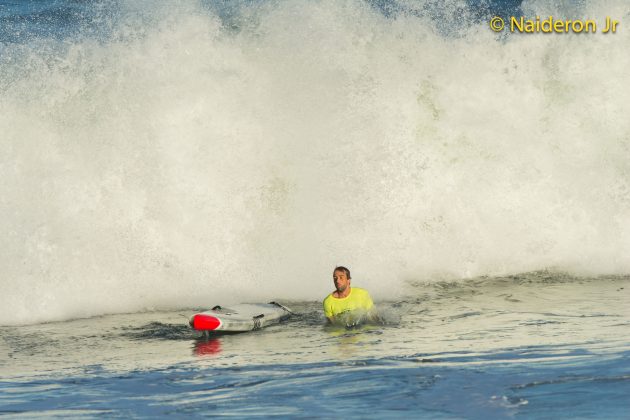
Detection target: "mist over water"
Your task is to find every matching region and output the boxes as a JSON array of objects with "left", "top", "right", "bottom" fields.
[{"left": 1, "top": 0, "right": 629, "bottom": 325}]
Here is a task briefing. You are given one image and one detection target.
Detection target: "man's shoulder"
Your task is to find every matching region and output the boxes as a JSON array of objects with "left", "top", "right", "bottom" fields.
[{"left": 351, "top": 288, "right": 373, "bottom": 305}]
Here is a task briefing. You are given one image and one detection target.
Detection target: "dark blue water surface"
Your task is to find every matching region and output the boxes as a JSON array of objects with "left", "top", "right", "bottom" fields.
[{"left": 2, "top": 343, "right": 629, "bottom": 418}]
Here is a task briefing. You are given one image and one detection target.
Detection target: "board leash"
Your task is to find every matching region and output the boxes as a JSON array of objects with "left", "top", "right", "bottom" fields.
[{"left": 269, "top": 301, "right": 295, "bottom": 315}]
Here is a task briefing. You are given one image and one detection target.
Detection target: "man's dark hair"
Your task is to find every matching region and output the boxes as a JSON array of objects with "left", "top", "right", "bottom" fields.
[{"left": 333, "top": 266, "right": 351, "bottom": 279}]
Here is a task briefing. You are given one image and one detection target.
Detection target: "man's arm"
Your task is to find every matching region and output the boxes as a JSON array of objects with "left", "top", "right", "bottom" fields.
[
  {"left": 323, "top": 296, "right": 334, "bottom": 323},
  {"left": 363, "top": 290, "right": 382, "bottom": 323}
]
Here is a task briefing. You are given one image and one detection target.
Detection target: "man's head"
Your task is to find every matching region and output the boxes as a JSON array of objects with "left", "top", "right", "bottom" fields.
[{"left": 333, "top": 266, "right": 351, "bottom": 293}]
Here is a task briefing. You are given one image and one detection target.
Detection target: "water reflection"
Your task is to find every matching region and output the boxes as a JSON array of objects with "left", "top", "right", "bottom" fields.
[
  {"left": 193, "top": 338, "right": 222, "bottom": 356},
  {"left": 324, "top": 324, "right": 383, "bottom": 357}
]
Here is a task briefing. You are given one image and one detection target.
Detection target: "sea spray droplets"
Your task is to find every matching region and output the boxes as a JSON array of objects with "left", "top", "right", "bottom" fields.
[{"left": 1, "top": 1, "right": 629, "bottom": 324}]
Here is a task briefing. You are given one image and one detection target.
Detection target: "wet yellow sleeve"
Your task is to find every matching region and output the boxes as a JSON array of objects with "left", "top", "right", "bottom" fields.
[{"left": 323, "top": 296, "right": 334, "bottom": 318}]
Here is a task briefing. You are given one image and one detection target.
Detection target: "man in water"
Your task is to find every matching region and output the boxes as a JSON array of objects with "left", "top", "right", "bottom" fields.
[{"left": 323, "top": 266, "right": 375, "bottom": 324}]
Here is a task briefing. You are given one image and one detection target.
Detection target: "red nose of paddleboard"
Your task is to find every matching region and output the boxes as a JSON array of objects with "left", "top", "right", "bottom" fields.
[{"left": 191, "top": 314, "right": 222, "bottom": 331}]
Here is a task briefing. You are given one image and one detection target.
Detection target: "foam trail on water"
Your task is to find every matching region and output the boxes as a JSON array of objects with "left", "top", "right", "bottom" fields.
[{"left": 1, "top": 0, "right": 629, "bottom": 325}]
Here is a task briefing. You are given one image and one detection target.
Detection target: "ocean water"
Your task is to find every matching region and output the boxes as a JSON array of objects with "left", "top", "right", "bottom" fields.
[
  {"left": 1, "top": 274, "right": 629, "bottom": 417},
  {"left": 1, "top": 0, "right": 630, "bottom": 418}
]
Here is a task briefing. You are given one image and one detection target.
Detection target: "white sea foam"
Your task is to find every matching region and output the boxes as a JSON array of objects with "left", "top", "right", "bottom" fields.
[{"left": 1, "top": 1, "right": 629, "bottom": 324}]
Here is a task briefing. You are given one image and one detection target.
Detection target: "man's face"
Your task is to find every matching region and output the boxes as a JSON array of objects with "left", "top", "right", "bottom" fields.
[{"left": 333, "top": 270, "right": 350, "bottom": 293}]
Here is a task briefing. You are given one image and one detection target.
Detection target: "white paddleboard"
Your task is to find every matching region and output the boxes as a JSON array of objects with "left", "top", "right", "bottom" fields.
[{"left": 189, "top": 302, "right": 293, "bottom": 332}]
